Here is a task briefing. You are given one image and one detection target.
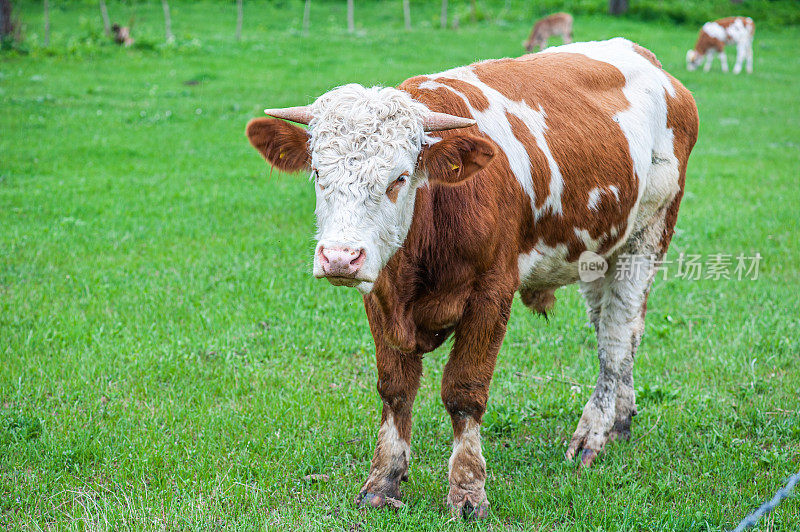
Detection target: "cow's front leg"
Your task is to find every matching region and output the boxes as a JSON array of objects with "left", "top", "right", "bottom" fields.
[
  {"left": 356, "top": 342, "right": 423, "bottom": 508},
  {"left": 703, "top": 52, "right": 714, "bottom": 72},
  {"left": 567, "top": 250, "right": 658, "bottom": 466},
  {"left": 442, "top": 287, "right": 513, "bottom": 520},
  {"left": 719, "top": 50, "right": 729, "bottom": 72}
]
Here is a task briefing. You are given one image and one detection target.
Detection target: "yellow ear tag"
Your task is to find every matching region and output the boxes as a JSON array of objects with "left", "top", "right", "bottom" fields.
[
  {"left": 279, "top": 152, "right": 286, "bottom": 159},
  {"left": 451, "top": 164, "right": 460, "bottom": 171}
]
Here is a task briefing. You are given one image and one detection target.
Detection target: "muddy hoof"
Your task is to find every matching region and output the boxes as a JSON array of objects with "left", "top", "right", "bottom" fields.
[
  {"left": 355, "top": 492, "right": 405, "bottom": 510},
  {"left": 459, "top": 499, "right": 490, "bottom": 520},
  {"left": 355, "top": 492, "right": 386, "bottom": 508},
  {"left": 580, "top": 448, "right": 598, "bottom": 467},
  {"left": 448, "top": 491, "right": 489, "bottom": 521}
]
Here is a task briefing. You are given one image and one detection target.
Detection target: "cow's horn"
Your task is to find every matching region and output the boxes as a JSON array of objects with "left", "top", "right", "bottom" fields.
[
  {"left": 422, "top": 112, "right": 476, "bottom": 132},
  {"left": 263, "top": 106, "right": 314, "bottom": 125}
]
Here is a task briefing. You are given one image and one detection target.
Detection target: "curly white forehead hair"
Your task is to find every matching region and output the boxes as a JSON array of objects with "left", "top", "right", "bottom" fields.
[{"left": 307, "top": 84, "right": 432, "bottom": 190}]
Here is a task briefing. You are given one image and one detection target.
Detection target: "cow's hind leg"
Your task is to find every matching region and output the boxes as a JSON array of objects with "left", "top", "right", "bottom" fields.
[
  {"left": 567, "top": 220, "right": 666, "bottom": 466},
  {"left": 579, "top": 274, "right": 645, "bottom": 445},
  {"left": 733, "top": 43, "right": 745, "bottom": 74},
  {"left": 746, "top": 40, "right": 754, "bottom": 73}
]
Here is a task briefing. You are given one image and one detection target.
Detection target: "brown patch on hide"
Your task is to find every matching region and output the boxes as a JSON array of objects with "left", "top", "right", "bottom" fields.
[
  {"left": 693, "top": 30, "right": 726, "bottom": 55},
  {"left": 632, "top": 43, "right": 662, "bottom": 68}
]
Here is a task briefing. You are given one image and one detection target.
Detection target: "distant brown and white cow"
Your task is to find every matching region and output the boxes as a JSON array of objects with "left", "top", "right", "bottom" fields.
[
  {"left": 686, "top": 16, "right": 755, "bottom": 74},
  {"left": 111, "top": 22, "right": 135, "bottom": 47},
  {"left": 246, "top": 38, "right": 698, "bottom": 518},
  {"left": 524, "top": 12, "right": 573, "bottom": 52}
]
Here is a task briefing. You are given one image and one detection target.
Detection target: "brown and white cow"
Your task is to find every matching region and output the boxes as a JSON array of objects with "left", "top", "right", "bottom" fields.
[
  {"left": 686, "top": 16, "right": 755, "bottom": 74},
  {"left": 246, "top": 38, "right": 698, "bottom": 518},
  {"left": 524, "top": 12, "right": 573, "bottom": 52},
  {"left": 111, "top": 23, "right": 135, "bottom": 47}
]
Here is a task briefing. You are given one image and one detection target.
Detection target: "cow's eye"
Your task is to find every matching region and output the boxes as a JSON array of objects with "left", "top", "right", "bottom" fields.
[
  {"left": 392, "top": 172, "right": 409, "bottom": 188},
  {"left": 312, "top": 169, "right": 324, "bottom": 190},
  {"left": 386, "top": 172, "right": 409, "bottom": 202}
]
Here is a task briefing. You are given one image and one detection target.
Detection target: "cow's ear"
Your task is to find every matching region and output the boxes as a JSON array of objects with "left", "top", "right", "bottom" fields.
[
  {"left": 246, "top": 118, "right": 310, "bottom": 173},
  {"left": 419, "top": 135, "right": 495, "bottom": 185}
]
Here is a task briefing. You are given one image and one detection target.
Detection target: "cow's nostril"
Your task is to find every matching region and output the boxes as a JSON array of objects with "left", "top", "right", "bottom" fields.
[
  {"left": 318, "top": 246, "right": 365, "bottom": 277},
  {"left": 350, "top": 249, "right": 366, "bottom": 266},
  {"left": 318, "top": 247, "right": 330, "bottom": 264}
]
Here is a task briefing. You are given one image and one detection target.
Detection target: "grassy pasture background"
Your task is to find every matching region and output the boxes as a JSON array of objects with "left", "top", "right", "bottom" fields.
[{"left": 2, "top": 0, "right": 799, "bottom": 529}]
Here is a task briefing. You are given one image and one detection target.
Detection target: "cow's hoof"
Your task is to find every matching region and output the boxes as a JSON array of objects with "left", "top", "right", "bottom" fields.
[
  {"left": 356, "top": 491, "right": 386, "bottom": 508},
  {"left": 448, "top": 489, "right": 489, "bottom": 520},
  {"left": 565, "top": 435, "right": 602, "bottom": 467},
  {"left": 355, "top": 491, "right": 405, "bottom": 510},
  {"left": 579, "top": 448, "right": 598, "bottom": 467},
  {"left": 566, "top": 407, "right": 613, "bottom": 467}
]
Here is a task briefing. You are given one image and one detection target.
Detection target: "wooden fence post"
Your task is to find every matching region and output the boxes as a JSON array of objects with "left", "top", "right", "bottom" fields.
[
  {"left": 347, "top": 0, "right": 354, "bottom": 33},
  {"left": 43, "top": 0, "right": 50, "bottom": 46},
  {"left": 162, "top": 0, "right": 174, "bottom": 42},
  {"left": 236, "top": 0, "right": 243, "bottom": 41},
  {"left": 99, "top": 0, "right": 111, "bottom": 36},
  {"left": 303, "top": 0, "right": 311, "bottom": 36}
]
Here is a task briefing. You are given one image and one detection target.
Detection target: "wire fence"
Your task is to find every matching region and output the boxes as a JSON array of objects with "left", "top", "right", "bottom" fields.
[{"left": 731, "top": 469, "right": 800, "bottom": 532}]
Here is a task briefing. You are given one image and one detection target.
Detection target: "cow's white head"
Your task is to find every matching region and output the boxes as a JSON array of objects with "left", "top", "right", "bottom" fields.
[
  {"left": 686, "top": 49, "right": 702, "bottom": 71},
  {"left": 246, "top": 84, "right": 494, "bottom": 294}
]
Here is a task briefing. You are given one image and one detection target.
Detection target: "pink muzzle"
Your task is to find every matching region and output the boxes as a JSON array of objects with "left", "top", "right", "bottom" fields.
[{"left": 318, "top": 246, "right": 366, "bottom": 285}]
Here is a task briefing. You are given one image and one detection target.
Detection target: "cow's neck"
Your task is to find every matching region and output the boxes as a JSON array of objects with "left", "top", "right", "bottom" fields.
[{"left": 367, "top": 183, "right": 483, "bottom": 353}]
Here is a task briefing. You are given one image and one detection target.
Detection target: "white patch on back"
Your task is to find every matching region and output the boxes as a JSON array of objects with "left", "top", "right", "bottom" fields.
[
  {"left": 727, "top": 17, "right": 754, "bottom": 44},
  {"left": 419, "top": 69, "right": 564, "bottom": 218},
  {"left": 540, "top": 38, "right": 680, "bottom": 236},
  {"left": 703, "top": 18, "right": 752, "bottom": 46},
  {"left": 703, "top": 21, "right": 728, "bottom": 41}
]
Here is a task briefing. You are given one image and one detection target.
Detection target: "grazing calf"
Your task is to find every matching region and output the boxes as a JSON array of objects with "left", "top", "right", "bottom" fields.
[
  {"left": 686, "top": 16, "right": 755, "bottom": 74},
  {"left": 111, "top": 23, "right": 134, "bottom": 47},
  {"left": 524, "top": 12, "right": 573, "bottom": 52},
  {"left": 246, "top": 38, "right": 698, "bottom": 519}
]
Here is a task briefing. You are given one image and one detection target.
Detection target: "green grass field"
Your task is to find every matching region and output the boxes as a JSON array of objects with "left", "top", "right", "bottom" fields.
[{"left": 2, "top": 1, "right": 799, "bottom": 530}]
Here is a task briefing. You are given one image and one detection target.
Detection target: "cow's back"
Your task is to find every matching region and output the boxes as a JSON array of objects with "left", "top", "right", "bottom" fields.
[{"left": 402, "top": 38, "right": 697, "bottom": 288}]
